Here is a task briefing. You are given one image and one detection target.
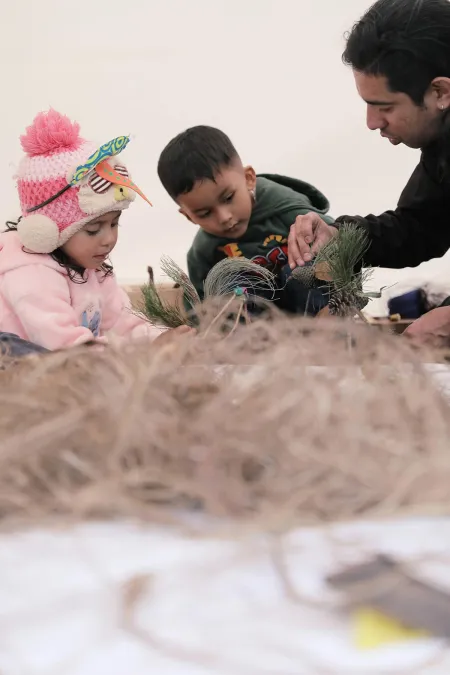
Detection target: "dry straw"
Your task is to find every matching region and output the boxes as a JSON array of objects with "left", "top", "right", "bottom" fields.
[{"left": 0, "top": 306, "right": 449, "bottom": 533}]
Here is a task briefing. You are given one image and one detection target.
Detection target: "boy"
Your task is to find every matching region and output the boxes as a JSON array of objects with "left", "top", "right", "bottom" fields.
[{"left": 157, "top": 126, "right": 335, "bottom": 315}]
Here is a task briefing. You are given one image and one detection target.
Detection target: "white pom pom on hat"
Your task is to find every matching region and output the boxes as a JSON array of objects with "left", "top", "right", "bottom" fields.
[{"left": 17, "top": 215, "right": 60, "bottom": 254}]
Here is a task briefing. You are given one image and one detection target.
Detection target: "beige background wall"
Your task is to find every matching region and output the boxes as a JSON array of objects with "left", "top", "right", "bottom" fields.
[{"left": 2, "top": 0, "right": 449, "bottom": 315}]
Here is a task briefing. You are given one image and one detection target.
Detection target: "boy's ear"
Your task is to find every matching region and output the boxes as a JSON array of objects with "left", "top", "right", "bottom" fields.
[
  {"left": 244, "top": 165, "right": 257, "bottom": 191},
  {"left": 179, "top": 207, "right": 194, "bottom": 224}
]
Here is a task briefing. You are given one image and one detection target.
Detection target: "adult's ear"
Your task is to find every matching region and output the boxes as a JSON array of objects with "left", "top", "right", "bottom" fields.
[{"left": 431, "top": 77, "right": 450, "bottom": 111}]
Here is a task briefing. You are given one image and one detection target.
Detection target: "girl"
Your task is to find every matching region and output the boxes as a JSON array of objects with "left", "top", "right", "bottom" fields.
[{"left": 0, "top": 110, "right": 191, "bottom": 352}]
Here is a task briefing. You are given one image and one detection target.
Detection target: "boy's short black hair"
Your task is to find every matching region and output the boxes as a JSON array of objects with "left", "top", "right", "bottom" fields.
[{"left": 157, "top": 126, "right": 239, "bottom": 201}]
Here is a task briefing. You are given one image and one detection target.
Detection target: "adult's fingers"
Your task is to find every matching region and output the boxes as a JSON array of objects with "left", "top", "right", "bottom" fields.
[
  {"left": 288, "top": 214, "right": 315, "bottom": 269},
  {"left": 310, "top": 224, "right": 338, "bottom": 256}
]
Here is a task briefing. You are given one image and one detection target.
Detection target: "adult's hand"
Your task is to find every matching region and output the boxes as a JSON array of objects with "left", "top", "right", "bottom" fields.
[
  {"left": 288, "top": 213, "right": 338, "bottom": 269},
  {"left": 403, "top": 306, "right": 450, "bottom": 345}
]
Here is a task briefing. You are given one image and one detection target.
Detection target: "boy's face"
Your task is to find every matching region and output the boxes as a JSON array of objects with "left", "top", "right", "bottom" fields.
[{"left": 178, "top": 164, "right": 256, "bottom": 238}]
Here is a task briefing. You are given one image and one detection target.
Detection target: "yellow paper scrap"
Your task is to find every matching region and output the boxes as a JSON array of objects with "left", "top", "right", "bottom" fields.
[{"left": 353, "top": 607, "right": 429, "bottom": 650}]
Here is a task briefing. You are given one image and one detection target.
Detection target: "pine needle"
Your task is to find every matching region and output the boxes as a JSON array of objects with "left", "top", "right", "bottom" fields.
[
  {"left": 160, "top": 256, "right": 201, "bottom": 310},
  {"left": 314, "top": 222, "right": 370, "bottom": 292},
  {"left": 139, "top": 282, "right": 188, "bottom": 328},
  {"left": 203, "top": 257, "right": 277, "bottom": 299},
  {"left": 313, "top": 222, "right": 374, "bottom": 316}
]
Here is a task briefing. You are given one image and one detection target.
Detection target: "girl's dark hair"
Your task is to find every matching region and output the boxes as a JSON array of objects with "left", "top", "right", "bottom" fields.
[{"left": 4, "top": 219, "right": 113, "bottom": 283}]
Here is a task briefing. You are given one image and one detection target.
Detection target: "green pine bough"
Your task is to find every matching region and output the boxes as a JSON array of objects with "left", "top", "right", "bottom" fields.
[{"left": 290, "top": 222, "right": 382, "bottom": 319}]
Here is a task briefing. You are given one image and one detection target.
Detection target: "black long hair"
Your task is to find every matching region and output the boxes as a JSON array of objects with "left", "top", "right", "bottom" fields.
[{"left": 4, "top": 219, "right": 113, "bottom": 284}]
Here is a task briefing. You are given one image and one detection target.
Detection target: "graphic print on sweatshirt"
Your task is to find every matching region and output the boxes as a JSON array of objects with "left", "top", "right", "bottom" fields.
[
  {"left": 218, "top": 234, "right": 288, "bottom": 270},
  {"left": 80, "top": 298, "right": 102, "bottom": 337}
]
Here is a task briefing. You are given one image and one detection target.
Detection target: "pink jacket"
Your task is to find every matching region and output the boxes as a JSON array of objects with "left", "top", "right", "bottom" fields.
[{"left": 0, "top": 231, "right": 162, "bottom": 350}]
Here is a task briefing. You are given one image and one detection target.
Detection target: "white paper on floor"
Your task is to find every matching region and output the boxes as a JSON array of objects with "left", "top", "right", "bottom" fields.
[{"left": 0, "top": 517, "right": 450, "bottom": 675}]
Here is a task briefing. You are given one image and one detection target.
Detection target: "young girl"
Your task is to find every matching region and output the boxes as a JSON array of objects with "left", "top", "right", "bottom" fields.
[{"left": 0, "top": 110, "right": 191, "bottom": 352}]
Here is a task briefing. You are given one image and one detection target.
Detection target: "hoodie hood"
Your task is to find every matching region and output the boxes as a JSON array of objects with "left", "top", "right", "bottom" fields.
[{"left": 251, "top": 174, "right": 331, "bottom": 223}]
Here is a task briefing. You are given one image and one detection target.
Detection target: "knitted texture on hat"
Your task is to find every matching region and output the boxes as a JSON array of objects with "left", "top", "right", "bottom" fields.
[{"left": 15, "top": 110, "right": 134, "bottom": 253}]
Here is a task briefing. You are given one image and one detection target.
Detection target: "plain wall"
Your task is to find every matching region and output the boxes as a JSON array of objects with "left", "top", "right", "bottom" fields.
[{"left": 3, "top": 0, "right": 450, "bottom": 315}]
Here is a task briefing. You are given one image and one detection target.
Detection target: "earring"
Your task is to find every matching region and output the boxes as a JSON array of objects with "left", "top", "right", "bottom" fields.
[
  {"left": 441, "top": 104, "right": 446, "bottom": 111},
  {"left": 249, "top": 188, "right": 256, "bottom": 200}
]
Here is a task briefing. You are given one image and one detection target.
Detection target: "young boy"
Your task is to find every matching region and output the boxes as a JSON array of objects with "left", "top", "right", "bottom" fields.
[{"left": 157, "top": 126, "right": 335, "bottom": 315}]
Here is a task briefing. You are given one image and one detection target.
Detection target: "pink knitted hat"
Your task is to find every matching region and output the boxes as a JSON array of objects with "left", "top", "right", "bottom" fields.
[{"left": 16, "top": 109, "right": 151, "bottom": 254}]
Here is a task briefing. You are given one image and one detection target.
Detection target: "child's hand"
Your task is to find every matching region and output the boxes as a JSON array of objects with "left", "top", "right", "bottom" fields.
[{"left": 154, "top": 325, "right": 196, "bottom": 346}]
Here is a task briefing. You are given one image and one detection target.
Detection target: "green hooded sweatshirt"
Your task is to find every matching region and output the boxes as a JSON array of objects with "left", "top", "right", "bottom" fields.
[{"left": 187, "top": 174, "right": 334, "bottom": 298}]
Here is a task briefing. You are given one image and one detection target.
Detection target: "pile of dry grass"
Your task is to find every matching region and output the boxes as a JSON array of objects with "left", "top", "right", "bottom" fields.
[{"left": 0, "top": 309, "right": 449, "bottom": 532}]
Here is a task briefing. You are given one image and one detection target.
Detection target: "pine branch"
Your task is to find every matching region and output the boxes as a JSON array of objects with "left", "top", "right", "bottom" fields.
[
  {"left": 160, "top": 256, "right": 200, "bottom": 311},
  {"left": 313, "top": 222, "right": 373, "bottom": 316},
  {"left": 314, "top": 222, "right": 370, "bottom": 292},
  {"left": 139, "top": 282, "right": 188, "bottom": 328}
]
